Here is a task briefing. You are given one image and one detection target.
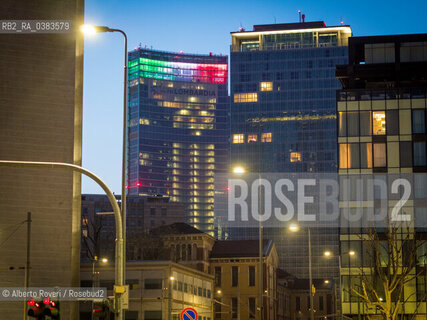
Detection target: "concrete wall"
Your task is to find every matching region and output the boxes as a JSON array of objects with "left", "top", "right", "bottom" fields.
[{"left": 0, "top": 1, "right": 84, "bottom": 318}]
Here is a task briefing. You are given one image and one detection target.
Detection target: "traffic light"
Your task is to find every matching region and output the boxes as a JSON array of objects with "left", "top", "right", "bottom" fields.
[
  {"left": 27, "top": 297, "right": 60, "bottom": 319},
  {"left": 27, "top": 298, "right": 45, "bottom": 319},
  {"left": 43, "top": 297, "right": 60, "bottom": 319},
  {"left": 93, "top": 299, "right": 110, "bottom": 320}
]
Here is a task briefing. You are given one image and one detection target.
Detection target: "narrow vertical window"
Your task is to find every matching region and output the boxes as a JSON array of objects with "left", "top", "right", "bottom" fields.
[
  {"left": 373, "top": 143, "right": 386, "bottom": 167},
  {"left": 373, "top": 111, "right": 386, "bottom": 135},
  {"left": 232, "top": 266, "right": 238, "bottom": 287}
]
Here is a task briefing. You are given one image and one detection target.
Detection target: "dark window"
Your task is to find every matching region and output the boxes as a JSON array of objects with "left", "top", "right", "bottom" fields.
[
  {"left": 99, "top": 280, "right": 114, "bottom": 290},
  {"left": 178, "top": 281, "right": 183, "bottom": 291},
  {"left": 144, "top": 279, "right": 162, "bottom": 290},
  {"left": 198, "top": 287, "right": 202, "bottom": 296},
  {"left": 215, "top": 267, "right": 222, "bottom": 286},
  {"left": 327, "top": 294, "right": 333, "bottom": 314},
  {"left": 360, "top": 143, "right": 372, "bottom": 168},
  {"left": 349, "top": 143, "right": 360, "bottom": 168},
  {"left": 400, "top": 142, "right": 413, "bottom": 167},
  {"left": 150, "top": 208, "right": 156, "bottom": 215},
  {"left": 347, "top": 112, "right": 359, "bottom": 136},
  {"left": 232, "top": 297, "right": 238, "bottom": 318},
  {"left": 413, "top": 110, "right": 426, "bottom": 134},
  {"left": 338, "top": 112, "right": 347, "bottom": 137},
  {"left": 360, "top": 111, "right": 372, "bottom": 136},
  {"left": 249, "top": 266, "right": 256, "bottom": 286},
  {"left": 203, "top": 288, "right": 207, "bottom": 297},
  {"left": 249, "top": 297, "right": 256, "bottom": 318},
  {"left": 215, "top": 299, "right": 222, "bottom": 319},
  {"left": 184, "top": 283, "right": 188, "bottom": 293},
  {"left": 232, "top": 266, "right": 238, "bottom": 287},
  {"left": 296, "top": 296, "right": 300, "bottom": 311},
  {"left": 207, "top": 289, "right": 211, "bottom": 298},
  {"left": 144, "top": 311, "right": 162, "bottom": 320},
  {"left": 319, "top": 296, "right": 324, "bottom": 311},
  {"left": 414, "top": 142, "right": 427, "bottom": 166},
  {"left": 373, "top": 143, "right": 386, "bottom": 167},
  {"left": 161, "top": 208, "right": 167, "bottom": 216},
  {"left": 386, "top": 110, "right": 399, "bottom": 135}
]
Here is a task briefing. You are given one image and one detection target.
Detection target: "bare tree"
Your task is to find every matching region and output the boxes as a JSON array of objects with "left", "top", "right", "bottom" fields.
[
  {"left": 350, "top": 224, "right": 426, "bottom": 320},
  {"left": 81, "top": 213, "right": 105, "bottom": 261}
]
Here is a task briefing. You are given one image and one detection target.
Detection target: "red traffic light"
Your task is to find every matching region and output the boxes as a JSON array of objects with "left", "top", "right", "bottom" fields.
[
  {"left": 27, "top": 299, "right": 35, "bottom": 306},
  {"left": 43, "top": 297, "right": 50, "bottom": 305}
]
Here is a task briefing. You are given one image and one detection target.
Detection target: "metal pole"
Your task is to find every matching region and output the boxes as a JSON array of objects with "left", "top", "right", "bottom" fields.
[
  {"left": 119, "top": 29, "right": 128, "bottom": 284},
  {"left": 308, "top": 228, "right": 314, "bottom": 320},
  {"left": 339, "top": 255, "right": 343, "bottom": 320},
  {"left": 168, "top": 264, "right": 172, "bottom": 320},
  {"left": 0, "top": 160, "right": 125, "bottom": 320},
  {"left": 23, "top": 211, "right": 31, "bottom": 320},
  {"left": 258, "top": 175, "right": 264, "bottom": 320},
  {"left": 107, "top": 28, "right": 128, "bottom": 287}
]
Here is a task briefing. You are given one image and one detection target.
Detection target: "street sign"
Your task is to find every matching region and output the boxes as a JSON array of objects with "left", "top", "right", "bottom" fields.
[{"left": 180, "top": 307, "right": 198, "bottom": 320}]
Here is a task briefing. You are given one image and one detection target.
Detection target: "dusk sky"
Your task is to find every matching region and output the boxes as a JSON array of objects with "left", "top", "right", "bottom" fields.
[{"left": 82, "top": 0, "right": 427, "bottom": 194}]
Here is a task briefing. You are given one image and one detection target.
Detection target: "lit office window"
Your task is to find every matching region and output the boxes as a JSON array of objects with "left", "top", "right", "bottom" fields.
[
  {"left": 247, "top": 134, "right": 258, "bottom": 143},
  {"left": 373, "top": 143, "right": 386, "bottom": 167},
  {"left": 232, "top": 134, "right": 244, "bottom": 144},
  {"left": 339, "top": 144, "right": 360, "bottom": 169},
  {"left": 290, "top": 152, "right": 302, "bottom": 162},
  {"left": 261, "top": 133, "right": 272, "bottom": 143},
  {"left": 372, "top": 111, "right": 386, "bottom": 135},
  {"left": 260, "top": 81, "right": 273, "bottom": 91},
  {"left": 339, "top": 144, "right": 348, "bottom": 169},
  {"left": 234, "top": 92, "right": 258, "bottom": 103},
  {"left": 338, "top": 112, "right": 347, "bottom": 137}
]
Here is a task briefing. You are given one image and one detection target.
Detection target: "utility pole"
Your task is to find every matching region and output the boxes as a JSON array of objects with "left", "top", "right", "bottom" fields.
[{"left": 23, "top": 211, "right": 31, "bottom": 320}]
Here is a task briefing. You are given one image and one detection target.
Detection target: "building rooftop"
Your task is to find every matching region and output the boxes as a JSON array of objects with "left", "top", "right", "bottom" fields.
[
  {"left": 210, "top": 240, "right": 273, "bottom": 258},
  {"left": 253, "top": 21, "right": 326, "bottom": 32},
  {"left": 150, "top": 222, "right": 206, "bottom": 236}
]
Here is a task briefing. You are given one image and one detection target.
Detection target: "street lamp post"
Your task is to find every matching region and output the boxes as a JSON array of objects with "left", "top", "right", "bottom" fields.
[
  {"left": 289, "top": 224, "right": 314, "bottom": 320},
  {"left": 81, "top": 23, "right": 129, "bottom": 304},
  {"left": 324, "top": 250, "right": 355, "bottom": 320},
  {"left": 0, "top": 160, "right": 125, "bottom": 320},
  {"left": 92, "top": 257, "right": 108, "bottom": 320}
]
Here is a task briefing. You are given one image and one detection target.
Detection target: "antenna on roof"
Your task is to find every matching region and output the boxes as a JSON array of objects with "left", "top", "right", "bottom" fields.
[
  {"left": 239, "top": 22, "right": 245, "bottom": 32},
  {"left": 340, "top": 17, "right": 344, "bottom": 25},
  {"left": 302, "top": 14, "right": 305, "bottom": 23},
  {"left": 298, "top": 10, "right": 301, "bottom": 23}
]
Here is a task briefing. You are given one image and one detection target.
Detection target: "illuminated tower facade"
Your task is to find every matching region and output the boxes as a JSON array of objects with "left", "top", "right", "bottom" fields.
[
  {"left": 127, "top": 48, "right": 228, "bottom": 234},
  {"left": 228, "top": 21, "right": 352, "bottom": 279},
  {"left": 230, "top": 21, "right": 352, "bottom": 173}
]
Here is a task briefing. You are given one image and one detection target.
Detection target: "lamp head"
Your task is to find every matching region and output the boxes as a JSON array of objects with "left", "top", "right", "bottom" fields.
[{"left": 81, "top": 25, "right": 112, "bottom": 35}]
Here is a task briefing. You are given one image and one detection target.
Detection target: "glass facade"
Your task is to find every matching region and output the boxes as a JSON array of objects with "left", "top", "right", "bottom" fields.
[
  {"left": 227, "top": 23, "right": 351, "bottom": 279},
  {"left": 230, "top": 31, "right": 350, "bottom": 173},
  {"left": 127, "top": 48, "right": 229, "bottom": 234},
  {"left": 337, "top": 34, "right": 427, "bottom": 318}
]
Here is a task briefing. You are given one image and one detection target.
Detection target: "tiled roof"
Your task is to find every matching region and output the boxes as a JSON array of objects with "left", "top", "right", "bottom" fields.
[
  {"left": 210, "top": 240, "right": 273, "bottom": 258},
  {"left": 150, "top": 222, "right": 206, "bottom": 236}
]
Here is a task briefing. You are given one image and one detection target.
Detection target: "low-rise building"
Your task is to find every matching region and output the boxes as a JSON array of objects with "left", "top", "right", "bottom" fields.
[
  {"left": 80, "top": 260, "right": 214, "bottom": 320},
  {"left": 210, "top": 240, "right": 279, "bottom": 320},
  {"left": 81, "top": 194, "right": 186, "bottom": 262}
]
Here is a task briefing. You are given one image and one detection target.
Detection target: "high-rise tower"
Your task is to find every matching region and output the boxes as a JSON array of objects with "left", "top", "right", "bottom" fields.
[{"left": 127, "top": 48, "right": 229, "bottom": 234}]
